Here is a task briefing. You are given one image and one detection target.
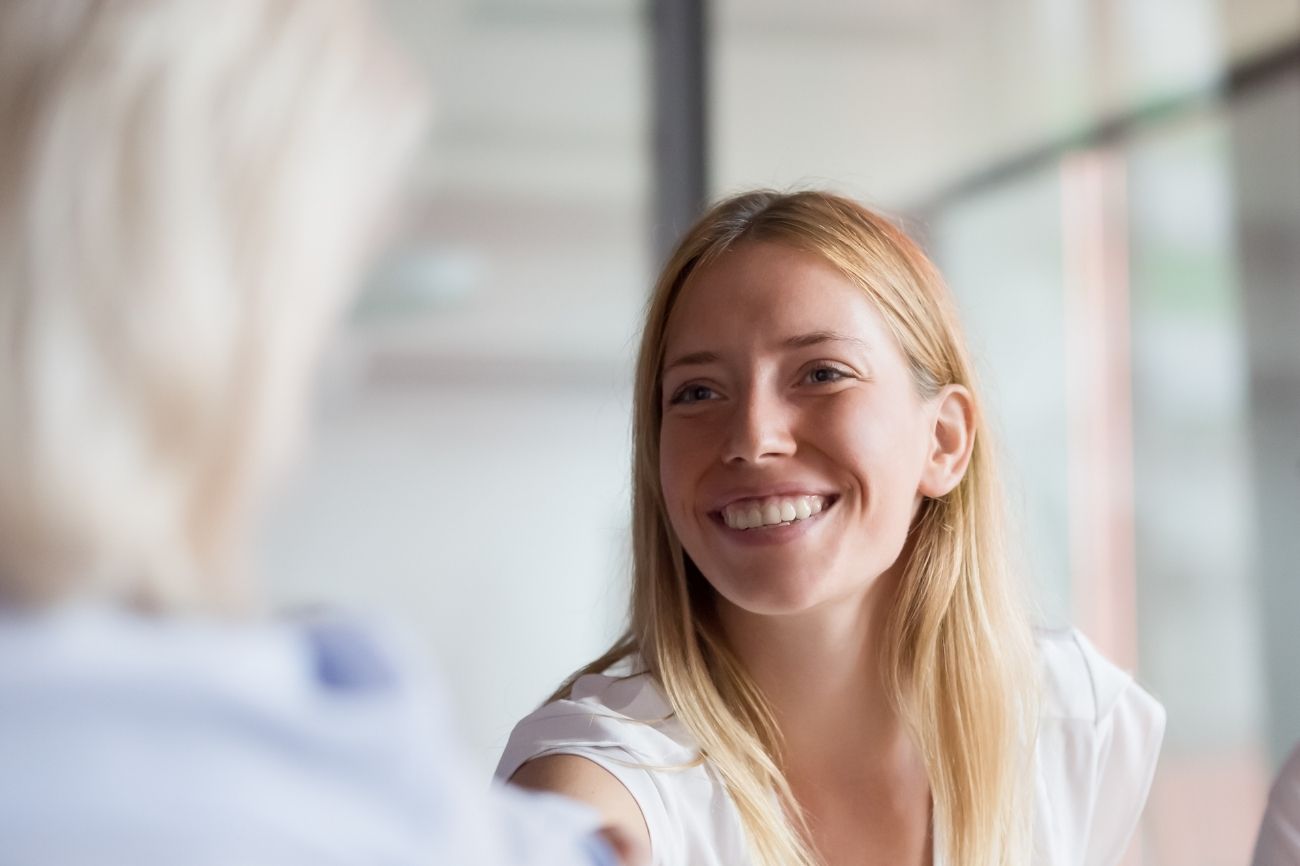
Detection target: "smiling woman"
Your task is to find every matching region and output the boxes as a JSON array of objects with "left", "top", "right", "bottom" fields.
[
  {"left": 496, "top": 190, "right": 1165, "bottom": 866},
  {"left": 657, "top": 241, "right": 964, "bottom": 622}
]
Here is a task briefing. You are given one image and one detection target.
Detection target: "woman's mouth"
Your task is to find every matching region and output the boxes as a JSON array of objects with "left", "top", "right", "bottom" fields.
[{"left": 715, "top": 494, "right": 838, "bottom": 530}]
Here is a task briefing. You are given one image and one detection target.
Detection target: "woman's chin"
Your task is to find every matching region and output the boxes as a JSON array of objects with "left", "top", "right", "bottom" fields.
[{"left": 710, "top": 574, "right": 841, "bottom": 619}]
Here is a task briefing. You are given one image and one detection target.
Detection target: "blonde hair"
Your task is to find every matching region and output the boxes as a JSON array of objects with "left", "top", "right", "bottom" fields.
[
  {"left": 563, "top": 190, "right": 1039, "bottom": 865},
  {"left": 0, "top": 0, "right": 426, "bottom": 612}
]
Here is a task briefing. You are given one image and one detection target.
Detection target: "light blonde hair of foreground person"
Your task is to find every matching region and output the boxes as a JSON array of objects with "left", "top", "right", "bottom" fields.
[
  {"left": 0, "top": 0, "right": 426, "bottom": 612},
  {"left": 557, "top": 190, "right": 1041, "bottom": 866}
]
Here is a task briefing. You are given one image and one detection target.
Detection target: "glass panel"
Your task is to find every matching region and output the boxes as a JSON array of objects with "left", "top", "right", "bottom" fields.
[
  {"left": 929, "top": 171, "right": 1073, "bottom": 627},
  {"left": 1126, "top": 110, "right": 1269, "bottom": 866}
]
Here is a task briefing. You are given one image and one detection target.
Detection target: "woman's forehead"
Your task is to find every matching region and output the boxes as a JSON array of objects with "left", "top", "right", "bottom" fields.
[{"left": 663, "top": 241, "right": 891, "bottom": 355}]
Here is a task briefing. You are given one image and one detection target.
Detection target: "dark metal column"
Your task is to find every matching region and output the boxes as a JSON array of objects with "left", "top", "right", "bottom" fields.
[{"left": 651, "top": 0, "right": 709, "bottom": 265}]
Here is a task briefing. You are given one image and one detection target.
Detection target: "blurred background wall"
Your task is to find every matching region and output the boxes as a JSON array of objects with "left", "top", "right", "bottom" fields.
[{"left": 259, "top": 2, "right": 1300, "bottom": 864}]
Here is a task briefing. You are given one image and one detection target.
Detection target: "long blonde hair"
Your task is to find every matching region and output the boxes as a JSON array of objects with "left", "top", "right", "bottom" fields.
[
  {"left": 0, "top": 0, "right": 426, "bottom": 613},
  {"left": 563, "top": 190, "right": 1039, "bottom": 865}
]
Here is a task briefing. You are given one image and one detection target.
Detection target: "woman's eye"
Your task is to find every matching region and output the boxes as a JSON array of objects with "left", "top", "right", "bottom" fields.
[
  {"left": 807, "top": 366, "right": 849, "bottom": 384},
  {"left": 670, "top": 384, "right": 717, "bottom": 405}
]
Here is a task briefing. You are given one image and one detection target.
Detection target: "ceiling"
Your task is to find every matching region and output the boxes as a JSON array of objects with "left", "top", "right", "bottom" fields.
[{"left": 359, "top": 0, "right": 1299, "bottom": 367}]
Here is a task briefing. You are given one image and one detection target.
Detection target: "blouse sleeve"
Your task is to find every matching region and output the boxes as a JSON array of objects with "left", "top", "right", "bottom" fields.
[
  {"left": 1082, "top": 674, "right": 1167, "bottom": 866},
  {"left": 496, "top": 668, "right": 751, "bottom": 866},
  {"left": 1036, "top": 629, "right": 1166, "bottom": 866},
  {"left": 496, "top": 701, "right": 679, "bottom": 865}
]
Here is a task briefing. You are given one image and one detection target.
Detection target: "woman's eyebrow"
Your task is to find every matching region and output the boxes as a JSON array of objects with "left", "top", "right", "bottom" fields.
[
  {"left": 783, "top": 330, "right": 872, "bottom": 351},
  {"left": 663, "top": 350, "right": 720, "bottom": 373},
  {"left": 664, "top": 332, "right": 870, "bottom": 372}
]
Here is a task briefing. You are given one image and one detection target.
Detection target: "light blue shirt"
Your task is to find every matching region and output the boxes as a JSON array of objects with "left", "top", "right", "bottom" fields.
[{"left": 0, "top": 604, "right": 614, "bottom": 866}]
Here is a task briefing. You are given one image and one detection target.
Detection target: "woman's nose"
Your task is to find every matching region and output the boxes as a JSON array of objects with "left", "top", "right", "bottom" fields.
[{"left": 722, "top": 388, "right": 796, "bottom": 464}]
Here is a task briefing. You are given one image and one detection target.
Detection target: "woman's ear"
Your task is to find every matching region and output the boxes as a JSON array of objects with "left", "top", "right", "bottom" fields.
[{"left": 919, "top": 384, "right": 975, "bottom": 498}]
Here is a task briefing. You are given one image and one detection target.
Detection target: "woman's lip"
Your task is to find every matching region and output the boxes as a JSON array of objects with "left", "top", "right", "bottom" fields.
[{"left": 710, "top": 490, "right": 840, "bottom": 512}]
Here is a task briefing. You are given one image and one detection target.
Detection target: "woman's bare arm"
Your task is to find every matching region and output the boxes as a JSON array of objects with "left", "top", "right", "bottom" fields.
[{"left": 508, "top": 755, "right": 652, "bottom": 860}]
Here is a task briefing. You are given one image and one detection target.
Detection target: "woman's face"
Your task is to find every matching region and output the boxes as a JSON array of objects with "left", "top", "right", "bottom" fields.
[{"left": 658, "top": 240, "right": 944, "bottom": 617}]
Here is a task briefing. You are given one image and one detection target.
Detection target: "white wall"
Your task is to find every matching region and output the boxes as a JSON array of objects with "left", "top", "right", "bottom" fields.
[{"left": 260, "top": 347, "right": 634, "bottom": 774}]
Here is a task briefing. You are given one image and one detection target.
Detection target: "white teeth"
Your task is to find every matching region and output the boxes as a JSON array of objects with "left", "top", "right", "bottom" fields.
[{"left": 720, "top": 495, "right": 829, "bottom": 531}]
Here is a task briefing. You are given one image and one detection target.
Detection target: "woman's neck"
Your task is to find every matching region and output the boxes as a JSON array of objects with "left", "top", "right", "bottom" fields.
[
  {"left": 715, "top": 569, "right": 933, "bottom": 866},
  {"left": 715, "top": 568, "right": 909, "bottom": 770}
]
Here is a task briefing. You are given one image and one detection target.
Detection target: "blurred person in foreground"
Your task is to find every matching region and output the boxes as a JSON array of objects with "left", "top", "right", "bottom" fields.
[
  {"left": 1255, "top": 742, "right": 1300, "bottom": 865},
  {"left": 0, "top": 2, "right": 640, "bottom": 865}
]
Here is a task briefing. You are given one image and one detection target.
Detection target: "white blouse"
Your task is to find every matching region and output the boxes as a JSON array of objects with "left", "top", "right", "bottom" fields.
[{"left": 496, "top": 628, "right": 1165, "bottom": 866}]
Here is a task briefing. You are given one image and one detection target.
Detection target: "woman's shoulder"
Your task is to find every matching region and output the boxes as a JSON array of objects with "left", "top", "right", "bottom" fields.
[
  {"left": 1033, "top": 627, "right": 1166, "bottom": 865},
  {"left": 1036, "top": 627, "right": 1162, "bottom": 724},
  {"left": 0, "top": 605, "right": 457, "bottom": 863},
  {"left": 496, "top": 660, "right": 748, "bottom": 866},
  {"left": 496, "top": 659, "right": 699, "bottom": 782},
  {"left": 1034, "top": 626, "right": 1166, "bottom": 773}
]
